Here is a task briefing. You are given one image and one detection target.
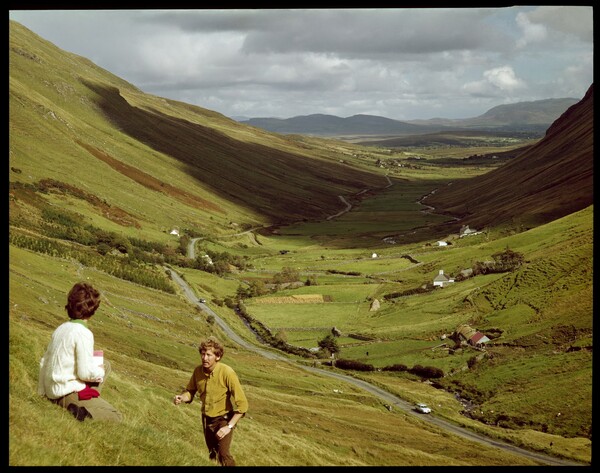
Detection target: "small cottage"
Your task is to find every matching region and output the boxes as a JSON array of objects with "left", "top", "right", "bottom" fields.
[
  {"left": 470, "top": 331, "right": 490, "bottom": 347},
  {"left": 433, "top": 270, "right": 455, "bottom": 287},
  {"left": 454, "top": 324, "right": 490, "bottom": 348},
  {"left": 459, "top": 225, "right": 481, "bottom": 238}
]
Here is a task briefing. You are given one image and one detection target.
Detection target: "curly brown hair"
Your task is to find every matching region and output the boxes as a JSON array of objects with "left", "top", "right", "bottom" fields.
[
  {"left": 65, "top": 282, "right": 101, "bottom": 320},
  {"left": 199, "top": 336, "right": 224, "bottom": 358}
]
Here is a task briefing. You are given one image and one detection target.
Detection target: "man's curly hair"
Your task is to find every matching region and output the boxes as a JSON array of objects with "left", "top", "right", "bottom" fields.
[{"left": 199, "top": 336, "right": 224, "bottom": 358}]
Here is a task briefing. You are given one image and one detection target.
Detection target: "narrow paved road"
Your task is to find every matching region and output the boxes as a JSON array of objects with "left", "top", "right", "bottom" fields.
[{"left": 167, "top": 264, "right": 586, "bottom": 467}]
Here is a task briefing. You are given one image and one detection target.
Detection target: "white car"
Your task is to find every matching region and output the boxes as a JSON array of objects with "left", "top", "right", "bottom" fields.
[
  {"left": 415, "top": 403, "right": 432, "bottom": 414},
  {"left": 199, "top": 298, "right": 206, "bottom": 303}
]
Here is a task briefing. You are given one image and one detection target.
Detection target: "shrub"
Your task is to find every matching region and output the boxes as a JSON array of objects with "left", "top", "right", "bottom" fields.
[
  {"left": 384, "top": 286, "right": 432, "bottom": 300},
  {"left": 492, "top": 247, "right": 525, "bottom": 271},
  {"left": 272, "top": 266, "right": 300, "bottom": 284},
  {"left": 408, "top": 364, "right": 445, "bottom": 379},
  {"left": 317, "top": 334, "right": 340, "bottom": 356},
  {"left": 335, "top": 359, "right": 375, "bottom": 371},
  {"left": 467, "top": 356, "right": 479, "bottom": 369},
  {"left": 382, "top": 363, "right": 408, "bottom": 372}
]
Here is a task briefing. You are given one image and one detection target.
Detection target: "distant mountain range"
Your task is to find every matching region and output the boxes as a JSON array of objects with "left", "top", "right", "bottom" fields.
[{"left": 239, "top": 98, "right": 580, "bottom": 136}]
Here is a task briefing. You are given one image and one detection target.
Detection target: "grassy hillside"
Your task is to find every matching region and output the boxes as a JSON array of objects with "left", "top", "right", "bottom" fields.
[
  {"left": 10, "top": 245, "right": 556, "bottom": 467},
  {"left": 9, "top": 20, "right": 591, "bottom": 466},
  {"left": 226, "top": 205, "right": 592, "bottom": 442},
  {"left": 9, "top": 20, "right": 386, "bottom": 235},
  {"left": 9, "top": 203, "right": 592, "bottom": 465},
  {"left": 423, "top": 84, "right": 593, "bottom": 231}
]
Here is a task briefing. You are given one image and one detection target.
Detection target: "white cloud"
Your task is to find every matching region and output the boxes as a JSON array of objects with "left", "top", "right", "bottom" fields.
[
  {"left": 484, "top": 66, "right": 526, "bottom": 92},
  {"left": 515, "top": 11, "right": 547, "bottom": 48},
  {"left": 9, "top": 7, "right": 593, "bottom": 120},
  {"left": 463, "top": 66, "right": 526, "bottom": 98}
]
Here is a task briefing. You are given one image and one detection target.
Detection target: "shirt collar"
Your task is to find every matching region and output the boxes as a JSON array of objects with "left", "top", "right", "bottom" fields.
[
  {"left": 203, "top": 363, "right": 220, "bottom": 377},
  {"left": 69, "top": 319, "right": 88, "bottom": 326}
]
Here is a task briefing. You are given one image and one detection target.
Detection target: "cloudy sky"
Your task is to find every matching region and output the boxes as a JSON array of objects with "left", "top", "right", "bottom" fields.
[{"left": 9, "top": 7, "right": 594, "bottom": 120}]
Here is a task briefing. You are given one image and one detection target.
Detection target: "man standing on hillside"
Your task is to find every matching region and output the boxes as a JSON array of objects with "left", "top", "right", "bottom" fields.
[
  {"left": 173, "top": 336, "right": 248, "bottom": 466},
  {"left": 37, "top": 282, "right": 122, "bottom": 422}
]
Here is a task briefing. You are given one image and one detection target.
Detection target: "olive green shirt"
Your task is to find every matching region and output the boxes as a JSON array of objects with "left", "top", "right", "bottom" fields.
[{"left": 185, "top": 362, "right": 248, "bottom": 418}]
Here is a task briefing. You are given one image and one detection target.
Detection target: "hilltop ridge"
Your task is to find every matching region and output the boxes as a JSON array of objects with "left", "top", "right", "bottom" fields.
[
  {"left": 9, "top": 20, "right": 385, "bottom": 236},
  {"left": 240, "top": 98, "right": 579, "bottom": 136},
  {"left": 423, "top": 84, "right": 593, "bottom": 231}
]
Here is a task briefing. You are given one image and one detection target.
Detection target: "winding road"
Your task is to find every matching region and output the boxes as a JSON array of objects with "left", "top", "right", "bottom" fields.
[{"left": 167, "top": 260, "right": 585, "bottom": 467}]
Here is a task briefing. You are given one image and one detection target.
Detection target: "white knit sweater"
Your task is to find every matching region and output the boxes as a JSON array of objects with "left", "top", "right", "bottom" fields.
[{"left": 38, "top": 320, "right": 105, "bottom": 399}]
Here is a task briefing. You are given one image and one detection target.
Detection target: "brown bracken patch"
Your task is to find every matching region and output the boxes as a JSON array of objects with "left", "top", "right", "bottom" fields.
[
  {"left": 76, "top": 140, "right": 224, "bottom": 213},
  {"left": 37, "top": 178, "right": 141, "bottom": 228}
]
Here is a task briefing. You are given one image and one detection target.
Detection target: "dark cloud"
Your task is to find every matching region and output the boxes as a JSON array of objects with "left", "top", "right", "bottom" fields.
[{"left": 9, "top": 7, "right": 593, "bottom": 120}]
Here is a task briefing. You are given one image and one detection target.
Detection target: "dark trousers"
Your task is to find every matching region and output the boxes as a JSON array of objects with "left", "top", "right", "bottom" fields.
[{"left": 202, "top": 413, "right": 235, "bottom": 466}]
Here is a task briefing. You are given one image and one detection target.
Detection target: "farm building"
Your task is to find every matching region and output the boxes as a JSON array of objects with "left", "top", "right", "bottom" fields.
[
  {"left": 470, "top": 332, "right": 490, "bottom": 347},
  {"left": 454, "top": 324, "right": 490, "bottom": 348},
  {"left": 433, "top": 270, "right": 455, "bottom": 287},
  {"left": 459, "top": 225, "right": 481, "bottom": 238}
]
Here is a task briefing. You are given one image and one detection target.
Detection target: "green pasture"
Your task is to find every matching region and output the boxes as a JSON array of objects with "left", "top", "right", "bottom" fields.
[
  {"left": 246, "top": 252, "right": 417, "bottom": 276},
  {"left": 195, "top": 234, "right": 273, "bottom": 257},
  {"left": 176, "top": 266, "right": 241, "bottom": 301},
  {"left": 443, "top": 347, "right": 592, "bottom": 439},
  {"left": 386, "top": 164, "right": 484, "bottom": 181},
  {"left": 312, "top": 254, "right": 415, "bottom": 274},
  {"left": 255, "top": 283, "right": 378, "bottom": 302},
  {"left": 246, "top": 301, "right": 368, "bottom": 331},
  {"left": 12, "top": 244, "right": 552, "bottom": 466},
  {"left": 275, "top": 179, "right": 451, "bottom": 239},
  {"left": 339, "top": 338, "right": 474, "bottom": 373},
  {"left": 274, "top": 328, "right": 329, "bottom": 348}
]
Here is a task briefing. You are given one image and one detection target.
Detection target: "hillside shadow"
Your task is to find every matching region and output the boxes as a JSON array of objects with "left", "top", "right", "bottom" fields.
[
  {"left": 425, "top": 84, "right": 594, "bottom": 231},
  {"left": 81, "top": 80, "right": 382, "bottom": 227}
]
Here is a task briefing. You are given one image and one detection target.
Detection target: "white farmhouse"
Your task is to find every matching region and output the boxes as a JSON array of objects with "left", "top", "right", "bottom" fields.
[
  {"left": 459, "top": 225, "right": 481, "bottom": 238},
  {"left": 433, "top": 270, "right": 455, "bottom": 287}
]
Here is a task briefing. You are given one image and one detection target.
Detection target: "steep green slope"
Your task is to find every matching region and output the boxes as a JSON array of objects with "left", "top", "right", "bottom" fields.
[
  {"left": 423, "top": 84, "right": 593, "bottom": 231},
  {"left": 8, "top": 19, "right": 591, "bottom": 467},
  {"left": 10, "top": 245, "right": 551, "bottom": 466},
  {"left": 9, "top": 20, "right": 386, "bottom": 239}
]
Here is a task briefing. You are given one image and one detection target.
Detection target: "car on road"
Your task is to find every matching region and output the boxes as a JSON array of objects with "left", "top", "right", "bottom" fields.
[
  {"left": 199, "top": 298, "right": 206, "bottom": 303},
  {"left": 415, "top": 403, "right": 432, "bottom": 414}
]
